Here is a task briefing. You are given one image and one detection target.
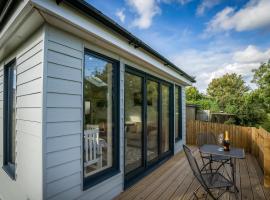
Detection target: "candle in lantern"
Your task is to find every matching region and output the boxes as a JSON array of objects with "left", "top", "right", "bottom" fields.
[{"left": 224, "top": 131, "right": 229, "bottom": 141}]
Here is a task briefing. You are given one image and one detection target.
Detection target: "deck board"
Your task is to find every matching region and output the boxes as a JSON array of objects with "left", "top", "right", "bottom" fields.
[{"left": 115, "top": 148, "right": 270, "bottom": 200}]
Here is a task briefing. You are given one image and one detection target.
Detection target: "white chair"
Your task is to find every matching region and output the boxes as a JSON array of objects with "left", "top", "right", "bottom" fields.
[{"left": 84, "top": 128, "right": 103, "bottom": 176}]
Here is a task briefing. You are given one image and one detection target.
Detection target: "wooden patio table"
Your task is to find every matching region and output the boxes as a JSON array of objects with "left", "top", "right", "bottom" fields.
[{"left": 199, "top": 144, "right": 245, "bottom": 193}]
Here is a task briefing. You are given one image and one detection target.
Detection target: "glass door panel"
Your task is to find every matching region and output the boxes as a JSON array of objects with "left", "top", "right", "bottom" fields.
[
  {"left": 161, "top": 85, "right": 170, "bottom": 153},
  {"left": 146, "top": 80, "right": 159, "bottom": 162},
  {"left": 124, "top": 72, "right": 143, "bottom": 174}
]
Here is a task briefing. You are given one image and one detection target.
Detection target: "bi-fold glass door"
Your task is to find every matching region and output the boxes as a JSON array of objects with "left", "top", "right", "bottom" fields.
[{"left": 124, "top": 66, "right": 173, "bottom": 186}]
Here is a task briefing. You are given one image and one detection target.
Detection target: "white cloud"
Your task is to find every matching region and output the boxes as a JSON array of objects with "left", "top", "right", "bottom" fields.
[
  {"left": 116, "top": 9, "right": 126, "bottom": 23},
  {"left": 178, "top": 0, "right": 193, "bottom": 5},
  {"left": 206, "top": 0, "right": 270, "bottom": 33},
  {"left": 158, "top": 0, "right": 193, "bottom": 5},
  {"left": 127, "top": 0, "right": 161, "bottom": 29},
  {"left": 196, "top": 0, "right": 222, "bottom": 16},
  {"left": 233, "top": 45, "right": 270, "bottom": 63},
  {"left": 171, "top": 45, "right": 270, "bottom": 93}
]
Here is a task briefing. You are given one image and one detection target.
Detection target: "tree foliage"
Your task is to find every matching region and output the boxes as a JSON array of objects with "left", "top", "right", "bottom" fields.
[
  {"left": 252, "top": 60, "right": 270, "bottom": 112},
  {"left": 186, "top": 63, "right": 270, "bottom": 130},
  {"left": 186, "top": 86, "right": 202, "bottom": 102},
  {"left": 185, "top": 86, "right": 219, "bottom": 112},
  {"left": 207, "top": 73, "right": 249, "bottom": 111}
]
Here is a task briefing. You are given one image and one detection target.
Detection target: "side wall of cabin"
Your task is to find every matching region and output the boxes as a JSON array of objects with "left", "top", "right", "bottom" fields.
[{"left": 0, "top": 26, "right": 45, "bottom": 200}]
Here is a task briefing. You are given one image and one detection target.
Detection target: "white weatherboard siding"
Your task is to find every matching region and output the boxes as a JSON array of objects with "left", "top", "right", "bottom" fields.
[
  {"left": 44, "top": 26, "right": 124, "bottom": 200},
  {"left": 0, "top": 27, "right": 44, "bottom": 200},
  {"left": 45, "top": 26, "right": 83, "bottom": 200}
]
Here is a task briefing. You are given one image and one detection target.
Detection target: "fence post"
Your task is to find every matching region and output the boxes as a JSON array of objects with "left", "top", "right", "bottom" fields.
[{"left": 264, "top": 132, "right": 270, "bottom": 187}]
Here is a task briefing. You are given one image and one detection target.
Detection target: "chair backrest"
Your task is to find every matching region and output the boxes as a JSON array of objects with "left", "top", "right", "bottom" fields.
[
  {"left": 196, "top": 133, "right": 216, "bottom": 147},
  {"left": 183, "top": 145, "right": 207, "bottom": 188},
  {"left": 84, "top": 128, "right": 100, "bottom": 164}
]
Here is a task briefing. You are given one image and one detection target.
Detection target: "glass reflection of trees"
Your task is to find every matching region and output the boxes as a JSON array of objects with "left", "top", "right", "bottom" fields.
[{"left": 84, "top": 54, "right": 113, "bottom": 177}]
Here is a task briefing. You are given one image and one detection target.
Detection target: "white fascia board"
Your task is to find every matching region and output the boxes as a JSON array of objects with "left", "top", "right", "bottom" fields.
[{"left": 30, "top": 0, "right": 192, "bottom": 85}]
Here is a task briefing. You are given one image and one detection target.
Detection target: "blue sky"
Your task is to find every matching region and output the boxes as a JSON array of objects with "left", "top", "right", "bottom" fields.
[{"left": 86, "top": 0, "right": 270, "bottom": 92}]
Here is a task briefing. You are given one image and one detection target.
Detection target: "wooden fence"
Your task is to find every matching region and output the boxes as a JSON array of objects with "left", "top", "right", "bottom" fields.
[{"left": 186, "top": 120, "right": 270, "bottom": 187}]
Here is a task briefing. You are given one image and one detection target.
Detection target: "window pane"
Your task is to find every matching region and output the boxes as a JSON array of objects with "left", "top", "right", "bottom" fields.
[
  {"left": 84, "top": 54, "right": 113, "bottom": 177},
  {"left": 124, "top": 72, "right": 143, "bottom": 174},
  {"left": 147, "top": 80, "right": 159, "bottom": 162},
  {"left": 11, "top": 66, "right": 16, "bottom": 164},
  {"left": 4, "top": 62, "right": 16, "bottom": 168},
  {"left": 161, "top": 85, "right": 169, "bottom": 153},
  {"left": 175, "top": 87, "right": 179, "bottom": 140}
]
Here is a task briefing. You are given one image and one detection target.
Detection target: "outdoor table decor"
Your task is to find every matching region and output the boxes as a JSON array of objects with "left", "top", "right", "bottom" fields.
[{"left": 223, "top": 131, "right": 230, "bottom": 151}]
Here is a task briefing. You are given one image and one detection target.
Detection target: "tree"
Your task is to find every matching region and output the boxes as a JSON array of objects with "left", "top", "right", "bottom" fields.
[
  {"left": 185, "top": 86, "right": 220, "bottom": 111},
  {"left": 237, "top": 91, "right": 267, "bottom": 126},
  {"left": 252, "top": 60, "right": 270, "bottom": 130},
  {"left": 207, "top": 73, "right": 249, "bottom": 112},
  {"left": 252, "top": 60, "right": 270, "bottom": 112},
  {"left": 185, "top": 86, "right": 202, "bottom": 102}
]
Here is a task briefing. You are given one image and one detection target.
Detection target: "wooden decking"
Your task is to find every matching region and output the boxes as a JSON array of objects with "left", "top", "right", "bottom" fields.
[{"left": 115, "top": 148, "right": 270, "bottom": 200}]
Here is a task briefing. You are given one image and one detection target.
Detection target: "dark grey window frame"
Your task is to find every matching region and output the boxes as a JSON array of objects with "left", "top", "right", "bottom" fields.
[
  {"left": 175, "top": 85, "right": 182, "bottom": 141},
  {"left": 3, "top": 58, "right": 16, "bottom": 180},
  {"left": 124, "top": 65, "right": 174, "bottom": 188},
  {"left": 83, "top": 49, "right": 120, "bottom": 190}
]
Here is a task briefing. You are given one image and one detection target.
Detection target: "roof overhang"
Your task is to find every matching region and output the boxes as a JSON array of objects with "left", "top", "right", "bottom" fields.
[
  {"left": 0, "top": 0, "right": 195, "bottom": 85},
  {"left": 57, "top": 0, "right": 195, "bottom": 83},
  {"left": 0, "top": 1, "right": 44, "bottom": 61}
]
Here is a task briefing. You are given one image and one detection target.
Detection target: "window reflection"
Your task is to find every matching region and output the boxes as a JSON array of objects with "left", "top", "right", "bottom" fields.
[
  {"left": 124, "top": 73, "right": 143, "bottom": 174},
  {"left": 147, "top": 80, "right": 159, "bottom": 161},
  {"left": 175, "top": 87, "right": 179, "bottom": 140},
  {"left": 161, "top": 85, "right": 169, "bottom": 153},
  {"left": 84, "top": 54, "right": 113, "bottom": 177}
]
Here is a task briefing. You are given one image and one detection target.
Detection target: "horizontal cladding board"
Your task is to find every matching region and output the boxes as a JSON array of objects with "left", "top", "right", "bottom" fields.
[
  {"left": 48, "top": 185, "right": 81, "bottom": 200},
  {"left": 79, "top": 174, "right": 123, "bottom": 200},
  {"left": 46, "top": 172, "right": 81, "bottom": 198},
  {"left": 46, "top": 147, "right": 81, "bottom": 168},
  {"left": 16, "top": 108, "right": 42, "bottom": 122},
  {"left": 17, "top": 78, "right": 42, "bottom": 96},
  {"left": 46, "top": 121, "right": 81, "bottom": 138},
  {"left": 16, "top": 40, "right": 43, "bottom": 65},
  {"left": 47, "top": 108, "right": 81, "bottom": 122},
  {"left": 47, "top": 62, "right": 82, "bottom": 82},
  {"left": 17, "top": 51, "right": 43, "bottom": 74},
  {"left": 46, "top": 159, "right": 81, "bottom": 183},
  {"left": 46, "top": 134, "right": 81, "bottom": 153},
  {"left": 48, "top": 27, "right": 83, "bottom": 51},
  {"left": 17, "top": 93, "right": 42, "bottom": 108},
  {"left": 47, "top": 77, "right": 82, "bottom": 95},
  {"left": 47, "top": 93, "right": 81, "bottom": 108},
  {"left": 47, "top": 50, "right": 82, "bottom": 70},
  {"left": 17, "top": 64, "right": 42, "bottom": 85},
  {"left": 16, "top": 120, "right": 42, "bottom": 137},
  {"left": 47, "top": 40, "right": 83, "bottom": 59},
  {"left": 95, "top": 183, "right": 122, "bottom": 200},
  {"left": 16, "top": 132, "right": 42, "bottom": 179}
]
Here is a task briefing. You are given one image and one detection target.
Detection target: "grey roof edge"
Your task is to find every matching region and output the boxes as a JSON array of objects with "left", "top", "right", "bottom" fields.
[{"left": 56, "top": 0, "right": 196, "bottom": 83}]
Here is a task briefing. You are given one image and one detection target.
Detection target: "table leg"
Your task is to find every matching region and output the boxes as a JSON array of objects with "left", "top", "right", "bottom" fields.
[
  {"left": 210, "top": 155, "right": 213, "bottom": 173},
  {"left": 230, "top": 158, "right": 239, "bottom": 193}
]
